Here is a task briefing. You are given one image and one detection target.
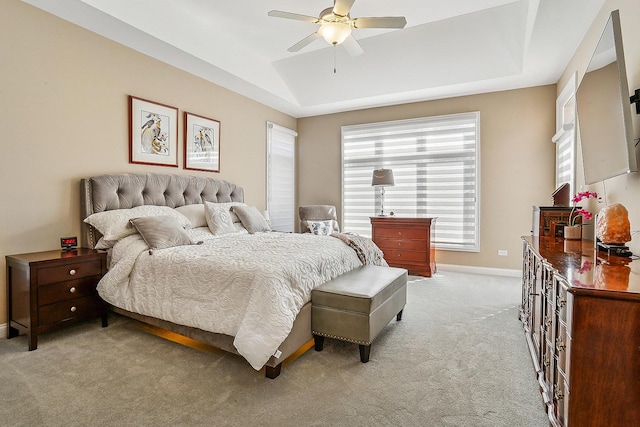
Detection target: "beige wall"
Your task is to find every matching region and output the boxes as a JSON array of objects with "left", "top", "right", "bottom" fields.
[
  {"left": 298, "top": 85, "right": 558, "bottom": 270},
  {"left": 0, "top": 1, "right": 296, "bottom": 323},
  {"left": 558, "top": 0, "right": 640, "bottom": 254}
]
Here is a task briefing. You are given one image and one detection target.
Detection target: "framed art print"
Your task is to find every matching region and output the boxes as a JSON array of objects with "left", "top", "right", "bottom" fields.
[
  {"left": 129, "top": 96, "right": 178, "bottom": 167},
  {"left": 184, "top": 112, "right": 220, "bottom": 172}
]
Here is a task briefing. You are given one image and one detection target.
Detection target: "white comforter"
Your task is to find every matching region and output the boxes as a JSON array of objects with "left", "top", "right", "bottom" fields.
[{"left": 97, "top": 228, "right": 370, "bottom": 370}]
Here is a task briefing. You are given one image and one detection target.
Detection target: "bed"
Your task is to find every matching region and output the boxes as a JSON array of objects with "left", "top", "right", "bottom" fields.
[{"left": 81, "top": 173, "right": 385, "bottom": 378}]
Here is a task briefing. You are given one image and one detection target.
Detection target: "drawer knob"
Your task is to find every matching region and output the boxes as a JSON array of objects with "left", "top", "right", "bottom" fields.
[
  {"left": 70, "top": 306, "right": 77, "bottom": 313},
  {"left": 69, "top": 269, "right": 77, "bottom": 276},
  {"left": 69, "top": 287, "right": 76, "bottom": 293}
]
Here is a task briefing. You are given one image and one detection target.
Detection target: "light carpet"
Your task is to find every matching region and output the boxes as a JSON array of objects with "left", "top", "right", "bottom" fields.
[{"left": 0, "top": 271, "right": 548, "bottom": 426}]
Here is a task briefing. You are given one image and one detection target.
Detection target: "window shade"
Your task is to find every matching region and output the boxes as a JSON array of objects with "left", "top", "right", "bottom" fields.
[
  {"left": 267, "top": 123, "right": 296, "bottom": 232},
  {"left": 342, "top": 112, "right": 480, "bottom": 251}
]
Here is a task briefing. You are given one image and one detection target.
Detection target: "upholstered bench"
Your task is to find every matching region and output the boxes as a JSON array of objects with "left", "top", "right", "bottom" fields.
[{"left": 311, "top": 265, "right": 408, "bottom": 363}]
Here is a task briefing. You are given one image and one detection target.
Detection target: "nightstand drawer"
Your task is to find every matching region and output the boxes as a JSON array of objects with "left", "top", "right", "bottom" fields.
[
  {"left": 375, "top": 238, "right": 425, "bottom": 251},
  {"left": 374, "top": 227, "right": 427, "bottom": 240},
  {"left": 37, "top": 259, "right": 102, "bottom": 286},
  {"left": 382, "top": 249, "right": 427, "bottom": 262},
  {"left": 39, "top": 277, "right": 101, "bottom": 306},
  {"left": 38, "top": 295, "right": 104, "bottom": 327}
]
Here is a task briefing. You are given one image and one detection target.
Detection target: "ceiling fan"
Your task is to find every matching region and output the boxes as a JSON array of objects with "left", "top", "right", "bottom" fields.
[{"left": 268, "top": 0, "right": 407, "bottom": 56}]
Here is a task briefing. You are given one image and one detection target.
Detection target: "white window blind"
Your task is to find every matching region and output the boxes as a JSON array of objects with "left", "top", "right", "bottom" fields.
[
  {"left": 554, "top": 76, "right": 576, "bottom": 193},
  {"left": 267, "top": 122, "right": 296, "bottom": 232},
  {"left": 342, "top": 112, "right": 480, "bottom": 251}
]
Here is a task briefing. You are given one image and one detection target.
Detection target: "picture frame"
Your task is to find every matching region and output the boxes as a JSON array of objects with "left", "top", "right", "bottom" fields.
[
  {"left": 129, "top": 96, "right": 178, "bottom": 167},
  {"left": 184, "top": 112, "right": 221, "bottom": 172}
]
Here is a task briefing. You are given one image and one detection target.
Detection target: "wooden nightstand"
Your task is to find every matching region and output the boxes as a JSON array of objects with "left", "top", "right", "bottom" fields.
[
  {"left": 371, "top": 217, "right": 436, "bottom": 277},
  {"left": 6, "top": 248, "right": 108, "bottom": 350}
]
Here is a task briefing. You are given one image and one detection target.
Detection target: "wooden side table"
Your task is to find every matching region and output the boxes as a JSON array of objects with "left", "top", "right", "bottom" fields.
[
  {"left": 6, "top": 248, "right": 108, "bottom": 350},
  {"left": 370, "top": 217, "right": 436, "bottom": 277}
]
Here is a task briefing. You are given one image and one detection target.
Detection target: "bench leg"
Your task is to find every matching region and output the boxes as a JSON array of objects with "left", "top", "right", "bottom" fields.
[
  {"left": 396, "top": 309, "right": 404, "bottom": 321},
  {"left": 265, "top": 363, "right": 282, "bottom": 379},
  {"left": 313, "top": 334, "right": 324, "bottom": 351},
  {"left": 359, "top": 344, "right": 371, "bottom": 363}
]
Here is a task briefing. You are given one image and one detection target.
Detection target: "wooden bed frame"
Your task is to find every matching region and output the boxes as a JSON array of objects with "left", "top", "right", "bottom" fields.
[{"left": 80, "top": 173, "right": 312, "bottom": 379}]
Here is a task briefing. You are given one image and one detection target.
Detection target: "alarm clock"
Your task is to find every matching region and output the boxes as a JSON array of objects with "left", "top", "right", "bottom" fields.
[{"left": 60, "top": 236, "right": 78, "bottom": 250}]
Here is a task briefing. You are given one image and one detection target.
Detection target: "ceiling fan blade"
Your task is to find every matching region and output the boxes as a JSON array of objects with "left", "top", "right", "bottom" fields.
[
  {"left": 353, "top": 16, "right": 407, "bottom": 29},
  {"left": 333, "top": 0, "right": 356, "bottom": 17},
  {"left": 268, "top": 10, "right": 320, "bottom": 23},
  {"left": 288, "top": 32, "right": 321, "bottom": 52},
  {"left": 342, "top": 35, "right": 364, "bottom": 57}
]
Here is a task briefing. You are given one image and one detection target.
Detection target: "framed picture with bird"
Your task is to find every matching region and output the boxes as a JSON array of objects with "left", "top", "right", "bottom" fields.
[
  {"left": 184, "top": 112, "right": 221, "bottom": 173},
  {"left": 129, "top": 96, "right": 178, "bottom": 167}
]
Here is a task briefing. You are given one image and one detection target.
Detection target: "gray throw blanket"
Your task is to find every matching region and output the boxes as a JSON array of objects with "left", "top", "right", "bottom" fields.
[{"left": 330, "top": 233, "right": 388, "bottom": 266}]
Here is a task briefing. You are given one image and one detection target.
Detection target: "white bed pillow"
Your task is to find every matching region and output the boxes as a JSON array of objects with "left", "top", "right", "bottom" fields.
[
  {"left": 84, "top": 205, "right": 191, "bottom": 241},
  {"left": 231, "top": 205, "right": 271, "bottom": 234},
  {"left": 175, "top": 204, "right": 207, "bottom": 228},
  {"left": 308, "top": 220, "right": 334, "bottom": 236},
  {"left": 204, "top": 201, "right": 239, "bottom": 235}
]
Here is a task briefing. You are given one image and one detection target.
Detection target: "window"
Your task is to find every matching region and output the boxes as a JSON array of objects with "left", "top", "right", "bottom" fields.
[
  {"left": 342, "top": 112, "right": 480, "bottom": 251},
  {"left": 267, "top": 122, "right": 296, "bottom": 232},
  {"left": 554, "top": 75, "right": 576, "bottom": 193}
]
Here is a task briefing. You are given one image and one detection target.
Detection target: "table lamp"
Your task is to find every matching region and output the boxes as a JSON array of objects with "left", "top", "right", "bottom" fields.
[{"left": 371, "top": 168, "right": 394, "bottom": 216}]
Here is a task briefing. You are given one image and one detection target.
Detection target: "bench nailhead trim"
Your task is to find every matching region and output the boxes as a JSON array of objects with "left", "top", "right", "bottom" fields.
[{"left": 312, "top": 331, "right": 371, "bottom": 346}]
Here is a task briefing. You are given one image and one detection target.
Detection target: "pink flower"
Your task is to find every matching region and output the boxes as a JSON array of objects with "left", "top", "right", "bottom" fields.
[
  {"left": 575, "top": 209, "right": 593, "bottom": 221},
  {"left": 572, "top": 191, "right": 599, "bottom": 204},
  {"left": 569, "top": 192, "right": 599, "bottom": 226},
  {"left": 577, "top": 260, "right": 592, "bottom": 274}
]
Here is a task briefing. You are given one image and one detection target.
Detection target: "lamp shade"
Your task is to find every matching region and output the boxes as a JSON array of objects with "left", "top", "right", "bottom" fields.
[
  {"left": 319, "top": 22, "right": 352, "bottom": 45},
  {"left": 371, "top": 168, "right": 394, "bottom": 186}
]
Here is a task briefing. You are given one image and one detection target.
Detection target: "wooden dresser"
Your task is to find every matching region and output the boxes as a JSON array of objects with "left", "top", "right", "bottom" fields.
[
  {"left": 370, "top": 217, "right": 436, "bottom": 277},
  {"left": 6, "top": 248, "right": 108, "bottom": 350},
  {"left": 520, "top": 236, "right": 640, "bottom": 426}
]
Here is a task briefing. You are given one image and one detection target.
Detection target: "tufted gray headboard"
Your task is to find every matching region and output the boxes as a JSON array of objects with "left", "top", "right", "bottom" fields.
[{"left": 81, "top": 173, "right": 244, "bottom": 248}]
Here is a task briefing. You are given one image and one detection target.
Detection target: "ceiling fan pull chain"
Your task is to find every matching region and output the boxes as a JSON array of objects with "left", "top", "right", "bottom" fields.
[{"left": 333, "top": 43, "right": 337, "bottom": 74}]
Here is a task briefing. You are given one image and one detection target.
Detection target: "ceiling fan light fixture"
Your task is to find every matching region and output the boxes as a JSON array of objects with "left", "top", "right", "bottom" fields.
[{"left": 319, "top": 22, "right": 352, "bottom": 45}]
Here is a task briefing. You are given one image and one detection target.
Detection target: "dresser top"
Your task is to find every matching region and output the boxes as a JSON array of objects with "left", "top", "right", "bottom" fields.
[
  {"left": 6, "top": 248, "right": 102, "bottom": 265},
  {"left": 523, "top": 236, "right": 640, "bottom": 296}
]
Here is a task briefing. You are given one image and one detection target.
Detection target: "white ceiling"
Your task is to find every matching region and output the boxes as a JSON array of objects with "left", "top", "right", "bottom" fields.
[{"left": 23, "top": 0, "right": 606, "bottom": 118}]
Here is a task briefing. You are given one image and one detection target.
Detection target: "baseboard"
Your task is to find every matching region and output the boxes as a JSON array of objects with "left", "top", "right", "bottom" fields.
[
  {"left": 437, "top": 263, "right": 522, "bottom": 278},
  {"left": 0, "top": 323, "right": 6, "bottom": 339}
]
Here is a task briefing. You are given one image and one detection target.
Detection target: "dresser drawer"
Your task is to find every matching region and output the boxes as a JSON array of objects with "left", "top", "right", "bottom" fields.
[
  {"left": 382, "top": 249, "right": 427, "bottom": 263},
  {"left": 38, "top": 295, "right": 104, "bottom": 327},
  {"left": 375, "top": 238, "right": 426, "bottom": 251},
  {"left": 38, "top": 277, "right": 100, "bottom": 306},
  {"left": 374, "top": 227, "right": 427, "bottom": 240},
  {"left": 37, "top": 259, "right": 103, "bottom": 286}
]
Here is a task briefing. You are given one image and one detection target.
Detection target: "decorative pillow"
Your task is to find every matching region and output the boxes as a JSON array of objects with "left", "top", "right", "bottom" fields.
[
  {"left": 204, "top": 201, "right": 239, "bottom": 235},
  {"left": 129, "top": 216, "right": 197, "bottom": 252},
  {"left": 308, "top": 220, "right": 334, "bottom": 236},
  {"left": 175, "top": 204, "right": 207, "bottom": 228},
  {"left": 215, "top": 201, "right": 247, "bottom": 223},
  {"left": 231, "top": 205, "right": 271, "bottom": 234},
  {"left": 84, "top": 205, "right": 191, "bottom": 241}
]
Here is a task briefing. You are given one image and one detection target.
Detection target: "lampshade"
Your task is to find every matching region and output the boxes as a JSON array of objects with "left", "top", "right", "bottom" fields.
[
  {"left": 371, "top": 169, "right": 395, "bottom": 187},
  {"left": 319, "top": 22, "right": 352, "bottom": 45}
]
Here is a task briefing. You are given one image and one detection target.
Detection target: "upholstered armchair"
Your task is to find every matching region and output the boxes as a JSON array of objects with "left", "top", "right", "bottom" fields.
[{"left": 299, "top": 205, "right": 340, "bottom": 234}]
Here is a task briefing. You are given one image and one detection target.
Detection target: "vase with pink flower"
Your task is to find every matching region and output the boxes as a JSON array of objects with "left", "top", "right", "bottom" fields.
[{"left": 564, "top": 191, "right": 599, "bottom": 240}]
